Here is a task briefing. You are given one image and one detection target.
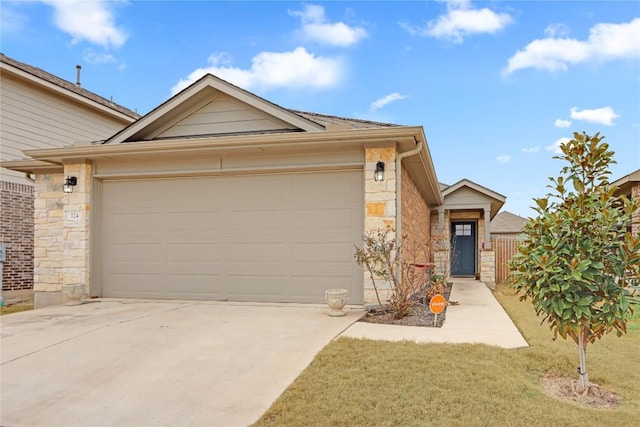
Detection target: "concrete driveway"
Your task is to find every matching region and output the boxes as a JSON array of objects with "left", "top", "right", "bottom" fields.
[{"left": 1, "top": 300, "right": 362, "bottom": 427}]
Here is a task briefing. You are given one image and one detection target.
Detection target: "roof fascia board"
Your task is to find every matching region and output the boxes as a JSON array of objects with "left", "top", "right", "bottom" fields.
[
  {"left": 0, "top": 62, "right": 135, "bottom": 123},
  {"left": 399, "top": 129, "right": 443, "bottom": 206},
  {"left": 442, "top": 179, "right": 506, "bottom": 202},
  {"left": 25, "top": 126, "right": 425, "bottom": 163},
  {"left": 1, "top": 159, "right": 63, "bottom": 174}
]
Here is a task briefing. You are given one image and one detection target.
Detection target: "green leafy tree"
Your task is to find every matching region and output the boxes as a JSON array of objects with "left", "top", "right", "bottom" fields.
[{"left": 510, "top": 132, "right": 640, "bottom": 395}]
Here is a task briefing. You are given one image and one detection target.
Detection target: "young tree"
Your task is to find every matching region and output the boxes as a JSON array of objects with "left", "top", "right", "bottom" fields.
[{"left": 510, "top": 132, "right": 640, "bottom": 395}]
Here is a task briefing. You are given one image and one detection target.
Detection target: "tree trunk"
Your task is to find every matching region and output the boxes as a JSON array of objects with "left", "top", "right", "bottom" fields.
[{"left": 577, "top": 327, "right": 589, "bottom": 395}]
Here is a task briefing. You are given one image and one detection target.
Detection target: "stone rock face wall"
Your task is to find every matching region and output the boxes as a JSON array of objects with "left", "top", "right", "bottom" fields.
[
  {"left": 480, "top": 249, "right": 496, "bottom": 289},
  {"left": 33, "top": 174, "right": 65, "bottom": 307},
  {"left": 0, "top": 181, "right": 34, "bottom": 291},
  {"left": 363, "top": 147, "right": 396, "bottom": 303},
  {"left": 62, "top": 163, "right": 92, "bottom": 298}
]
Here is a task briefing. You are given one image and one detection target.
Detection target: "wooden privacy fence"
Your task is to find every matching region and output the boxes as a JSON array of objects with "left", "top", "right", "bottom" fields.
[{"left": 491, "top": 237, "right": 521, "bottom": 284}]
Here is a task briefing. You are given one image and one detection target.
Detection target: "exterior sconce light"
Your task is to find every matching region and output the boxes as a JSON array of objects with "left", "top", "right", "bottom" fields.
[
  {"left": 374, "top": 161, "right": 385, "bottom": 182},
  {"left": 63, "top": 176, "right": 77, "bottom": 193}
]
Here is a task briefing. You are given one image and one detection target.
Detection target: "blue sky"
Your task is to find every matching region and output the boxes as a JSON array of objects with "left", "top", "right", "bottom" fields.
[{"left": 2, "top": 0, "right": 639, "bottom": 217}]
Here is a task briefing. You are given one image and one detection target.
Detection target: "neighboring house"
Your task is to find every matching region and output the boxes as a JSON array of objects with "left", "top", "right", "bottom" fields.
[
  {"left": 3, "top": 72, "right": 505, "bottom": 307},
  {"left": 612, "top": 169, "right": 640, "bottom": 235},
  {"left": 0, "top": 53, "right": 139, "bottom": 299},
  {"left": 490, "top": 211, "right": 527, "bottom": 240}
]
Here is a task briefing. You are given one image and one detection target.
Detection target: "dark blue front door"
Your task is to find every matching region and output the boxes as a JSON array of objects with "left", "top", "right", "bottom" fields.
[{"left": 451, "top": 222, "right": 475, "bottom": 276}]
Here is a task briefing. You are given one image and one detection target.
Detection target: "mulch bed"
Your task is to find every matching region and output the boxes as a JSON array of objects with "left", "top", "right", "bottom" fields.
[{"left": 359, "top": 284, "right": 454, "bottom": 328}]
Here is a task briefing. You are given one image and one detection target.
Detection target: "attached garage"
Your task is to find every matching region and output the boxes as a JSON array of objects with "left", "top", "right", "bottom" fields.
[
  {"left": 6, "top": 73, "right": 443, "bottom": 308},
  {"left": 100, "top": 171, "right": 364, "bottom": 303}
]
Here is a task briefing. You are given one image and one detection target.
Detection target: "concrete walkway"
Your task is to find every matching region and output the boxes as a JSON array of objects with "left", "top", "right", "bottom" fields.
[{"left": 341, "top": 279, "right": 529, "bottom": 349}]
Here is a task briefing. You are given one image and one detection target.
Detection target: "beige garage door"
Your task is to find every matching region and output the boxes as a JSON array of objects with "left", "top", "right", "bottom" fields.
[{"left": 101, "top": 171, "right": 364, "bottom": 303}]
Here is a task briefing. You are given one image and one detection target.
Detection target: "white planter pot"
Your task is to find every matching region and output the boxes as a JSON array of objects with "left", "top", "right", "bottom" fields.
[
  {"left": 62, "top": 284, "right": 85, "bottom": 306},
  {"left": 325, "top": 289, "right": 348, "bottom": 317}
]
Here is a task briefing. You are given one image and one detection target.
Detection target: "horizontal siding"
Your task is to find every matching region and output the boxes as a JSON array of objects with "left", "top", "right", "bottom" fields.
[
  {"left": 158, "top": 97, "right": 296, "bottom": 139},
  {"left": 0, "top": 77, "right": 129, "bottom": 161},
  {"left": 446, "top": 187, "right": 489, "bottom": 205}
]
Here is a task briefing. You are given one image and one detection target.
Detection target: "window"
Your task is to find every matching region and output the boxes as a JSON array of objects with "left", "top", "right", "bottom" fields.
[{"left": 454, "top": 224, "right": 472, "bottom": 236}]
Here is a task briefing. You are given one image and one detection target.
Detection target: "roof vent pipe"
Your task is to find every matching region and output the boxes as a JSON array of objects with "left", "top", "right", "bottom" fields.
[{"left": 75, "top": 65, "right": 82, "bottom": 87}]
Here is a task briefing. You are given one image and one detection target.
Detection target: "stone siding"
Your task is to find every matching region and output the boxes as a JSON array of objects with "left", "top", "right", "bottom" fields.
[
  {"left": 33, "top": 174, "right": 65, "bottom": 307},
  {"left": 0, "top": 181, "right": 34, "bottom": 290},
  {"left": 62, "top": 163, "right": 92, "bottom": 301},
  {"left": 363, "top": 147, "right": 396, "bottom": 303},
  {"left": 480, "top": 249, "right": 496, "bottom": 289}
]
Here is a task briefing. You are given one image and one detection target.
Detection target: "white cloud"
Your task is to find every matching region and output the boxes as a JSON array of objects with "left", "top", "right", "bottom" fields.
[
  {"left": 369, "top": 93, "right": 407, "bottom": 112},
  {"left": 504, "top": 18, "right": 640, "bottom": 75},
  {"left": 0, "top": 3, "right": 27, "bottom": 33},
  {"left": 570, "top": 107, "right": 619, "bottom": 126},
  {"left": 289, "top": 4, "right": 367, "bottom": 47},
  {"left": 41, "top": 0, "right": 127, "bottom": 49},
  {"left": 171, "top": 47, "right": 343, "bottom": 95},
  {"left": 544, "top": 23, "right": 570, "bottom": 38},
  {"left": 554, "top": 119, "right": 572, "bottom": 128},
  {"left": 401, "top": 0, "right": 512, "bottom": 43},
  {"left": 83, "top": 49, "right": 116, "bottom": 65},
  {"left": 522, "top": 146, "right": 540, "bottom": 153},
  {"left": 546, "top": 137, "right": 570, "bottom": 154},
  {"left": 496, "top": 155, "right": 511, "bottom": 163}
]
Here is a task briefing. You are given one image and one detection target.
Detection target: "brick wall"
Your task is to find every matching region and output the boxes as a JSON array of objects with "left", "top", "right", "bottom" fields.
[
  {"left": 0, "top": 181, "right": 34, "bottom": 290},
  {"left": 401, "top": 166, "right": 431, "bottom": 262}
]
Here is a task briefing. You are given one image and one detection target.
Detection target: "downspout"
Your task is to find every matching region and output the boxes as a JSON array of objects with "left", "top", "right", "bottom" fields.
[{"left": 395, "top": 137, "right": 424, "bottom": 245}]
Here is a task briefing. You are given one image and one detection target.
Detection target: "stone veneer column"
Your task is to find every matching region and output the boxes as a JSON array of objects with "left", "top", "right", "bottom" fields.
[
  {"left": 63, "top": 163, "right": 92, "bottom": 300},
  {"left": 480, "top": 249, "right": 496, "bottom": 290},
  {"left": 363, "top": 146, "right": 396, "bottom": 303},
  {"left": 33, "top": 174, "right": 65, "bottom": 307},
  {"left": 632, "top": 183, "right": 640, "bottom": 236}
]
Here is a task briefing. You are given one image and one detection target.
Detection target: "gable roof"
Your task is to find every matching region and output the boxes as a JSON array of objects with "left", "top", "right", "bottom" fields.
[
  {"left": 490, "top": 211, "right": 528, "bottom": 234},
  {"left": 0, "top": 53, "right": 140, "bottom": 121},
  {"left": 102, "top": 74, "right": 329, "bottom": 144},
  {"left": 441, "top": 178, "right": 506, "bottom": 219}
]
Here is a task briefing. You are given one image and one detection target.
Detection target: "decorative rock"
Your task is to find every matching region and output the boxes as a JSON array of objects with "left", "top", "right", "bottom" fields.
[
  {"left": 62, "top": 283, "right": 85, "bottom": 306},
  {"left": 325, "top": 289, "right": 348, "bottom": 317}
]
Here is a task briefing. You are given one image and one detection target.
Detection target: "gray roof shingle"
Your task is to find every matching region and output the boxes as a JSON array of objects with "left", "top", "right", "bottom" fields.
[{"left": 1, "top": 53, "right": 140, "bottom": 120}]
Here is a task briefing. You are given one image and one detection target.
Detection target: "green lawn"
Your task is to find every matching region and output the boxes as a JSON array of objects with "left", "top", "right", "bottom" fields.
[
  {"left": 0, "top": 303, "right": 33, "bottom": 316},
  {"left": 253, "top": 283, "right": 640, "bottom": 426}
]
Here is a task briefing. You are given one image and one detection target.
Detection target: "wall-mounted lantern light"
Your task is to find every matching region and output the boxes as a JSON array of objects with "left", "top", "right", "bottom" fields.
[
  {"left": 63, "top": 176, "right": 77, "bottom": 193},
  {"left": 374, "top": 161, "right": 385, "bottom": 182}
]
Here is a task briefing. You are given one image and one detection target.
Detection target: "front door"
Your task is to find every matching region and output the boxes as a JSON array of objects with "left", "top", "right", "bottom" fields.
[{"left": 451, "top": 222, "right": 475, "bottom": 276}]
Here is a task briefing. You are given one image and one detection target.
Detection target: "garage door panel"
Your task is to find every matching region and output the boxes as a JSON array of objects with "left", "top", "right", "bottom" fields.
[
  {"left": 109, "top": 273, "right": 164, "bottom": 296},
  {"left": 108, "top": 212, "right": 165, "bottom": 232},
  {"left": 102, "top": 171, "right": 364, "bottom": 303},
  {"left": 227, "top": 242, "right": 286, "bottom": 262},
  {"left": 226, "top": 275, "right": 287, "bottom": 301},
  {"left": 225, "top": 210, "right": 287, "bottom": 231},
  {"left": 167, "top": 243, "right": 223, "bottom": 262},
  {"left": 167, "top": 211, "right": 223, "bottom": 230},
  {"left": 165, "top": 275, "right": 225, "bottom": 297},
  {"left": 109, "top": 243, "right": 164, "bottom": 262}
]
